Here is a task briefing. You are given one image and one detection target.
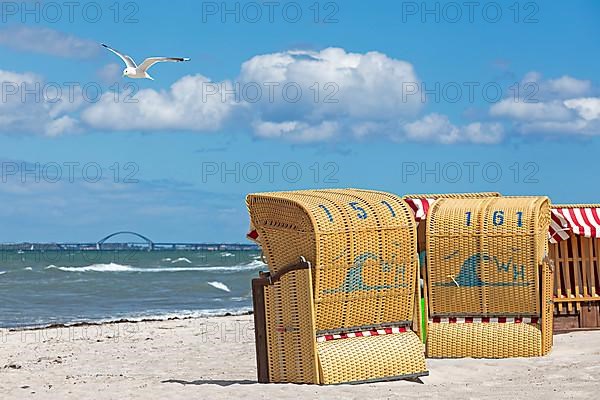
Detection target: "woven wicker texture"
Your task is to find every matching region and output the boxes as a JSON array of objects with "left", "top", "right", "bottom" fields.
[
  {"left": 316, "top": 332, "right": 426, "bottom": 384},
  {"left": 403, "top": 192, "right": 501, "bottom": 200},
  {"left": 426, "top": 196, "right": 550, "bottom": 316},
  {"left": 427, "top": 322, "right": 542, "bottom": 358},
  {"left": 247, "top": 189, "right": 426, "bottom": 384}
]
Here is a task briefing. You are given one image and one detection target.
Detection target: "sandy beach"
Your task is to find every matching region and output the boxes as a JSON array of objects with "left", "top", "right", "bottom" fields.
[{"left": 0, "top": 314, "right": 598, "bottom": 399}]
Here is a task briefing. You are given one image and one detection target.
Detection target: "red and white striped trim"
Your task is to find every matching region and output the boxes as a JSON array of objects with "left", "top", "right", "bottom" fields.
[
  {"left": 549, "top": 207, "right": 600, "bottom": 243},
  {"left": 316, "top": 326, "right": 408, "bottom": 342},
  {"left": 404, "top": 198, "right": 435, "bottom": 222},
  {"left": 549, "top": 209, "right": 570, "bottom": 243},
  {"left": 430, "top": 316, "right": 539, "bottom": 324}
]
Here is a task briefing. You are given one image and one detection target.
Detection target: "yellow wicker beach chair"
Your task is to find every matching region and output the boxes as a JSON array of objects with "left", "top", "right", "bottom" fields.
[
  {"left": 247, "top": 189, "right": 428, "bottom": 384},
  {"left": 425, "top": 196, "right": 553, "bottom": 358}
]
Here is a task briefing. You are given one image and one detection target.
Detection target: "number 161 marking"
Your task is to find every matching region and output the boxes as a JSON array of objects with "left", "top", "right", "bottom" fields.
[{"left": 465, "top": 211, "right": 524, "bottom": 227}]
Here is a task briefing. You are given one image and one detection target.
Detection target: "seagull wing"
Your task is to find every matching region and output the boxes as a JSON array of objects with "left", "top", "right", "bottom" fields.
[
  {"left": 101, "top": 44, "right": 137, "bottom": 68},
  {"left": 137, "top": 57, "right": 191, "bottom": 73}
]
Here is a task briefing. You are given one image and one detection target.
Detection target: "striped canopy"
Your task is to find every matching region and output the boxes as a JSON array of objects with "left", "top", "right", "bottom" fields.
[{"left": 404, "top": 198, "right": 600, "bottom": 243}]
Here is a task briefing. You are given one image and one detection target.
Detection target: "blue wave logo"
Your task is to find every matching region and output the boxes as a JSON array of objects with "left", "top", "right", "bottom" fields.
[
  {"left": 435, "top": 252, "right": 532, "bottom": 287},
  {"left": 322, "top": 252, "right": 407, "bottom": 294}
]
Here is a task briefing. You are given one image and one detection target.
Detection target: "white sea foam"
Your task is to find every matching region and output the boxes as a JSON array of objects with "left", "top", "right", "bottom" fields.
[
  {"left": 0, "top": 271, "right": 6, "bottom": 275},
  {"left": 244, "top": 259, "right": 267, "bottom": 269},
  {"left": 24, "top": 267, "right": 33, "bottom": 271},
  {"left": 45, "top": 261, "right": 266, "bottom": 273},
  {"left": 162, "top": 258, "right": 172, "bottom": 262},
  {"left": 47, "top": 263, "right": 135, "bottom": 272},
  {"left": 207, "top": 281, "right": 231, "bottom": 292},
  {"left": 171, "top": 257, "right": 192, "bottom": 264},
  {"left": 221, "top": 252, "right": 234, "bottom": 257}
]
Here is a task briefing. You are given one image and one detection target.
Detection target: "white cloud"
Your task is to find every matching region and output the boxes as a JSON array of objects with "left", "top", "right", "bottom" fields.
[
  {"left": 401, "top": 113, "right": 503, "bottom": 144},
  {"left": 81, "top": 75, "right": 234, "bottom": 132},
  {"left": 0, "top": 69, "right": 82, "bottom": 136},
  {"left": 516, "top": 98, "right": 600, "bottom": 136},
  {"left": 252, "top": 120, "right": 339, "bottom": 142},
  {"left": 490, "top": 100, "right": 573, "bottom": 121},
  {"left": 543, "top": 75, "right": 592, "bottom": 98},
  {"left": 1, "top": 43, "right": 598, "bottom": 143},
  {"left": 80, "top": 47, "right": 430, "bottom": 142},
  {"left": 239, "top": 48, "right": 423, "bottom": 137},
  {"left": 0, "top": 26, "right": 99, "bottom": 59},
  {"left": 520, "top": 72, "right": 592, "bottom": 99},
  {"left": 45, "top": 116, "right": 79, "bottom": 137},
  {"left": 488, "top": 72, "right": 599, "bottom": 137},
  {"left": 564, "top": 98, "right": 600, "bottom": 121}
]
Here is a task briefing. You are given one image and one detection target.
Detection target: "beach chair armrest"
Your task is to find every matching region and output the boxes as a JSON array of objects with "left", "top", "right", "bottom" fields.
[{"left": 254, "top": 257, "right": 311, "bottom": 287}]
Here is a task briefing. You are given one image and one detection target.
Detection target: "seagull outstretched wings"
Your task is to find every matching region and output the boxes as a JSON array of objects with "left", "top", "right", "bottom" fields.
[{"left": 101, "top": 43, "right": 190, "bottom": 80}]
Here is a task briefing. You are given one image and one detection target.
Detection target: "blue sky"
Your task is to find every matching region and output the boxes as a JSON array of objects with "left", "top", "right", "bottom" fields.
[{"left": 0, "top": 0, "right": 598, "bottom": 242}]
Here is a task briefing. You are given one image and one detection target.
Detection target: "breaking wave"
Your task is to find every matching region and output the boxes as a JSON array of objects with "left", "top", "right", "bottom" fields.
[{"left": 45, "top": 260, "right": 267, "bottom": 273}]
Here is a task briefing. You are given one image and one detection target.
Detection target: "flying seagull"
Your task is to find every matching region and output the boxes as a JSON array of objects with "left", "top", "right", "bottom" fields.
[{"left": 101, "top": 43, "right": 190, "bottom": 80}]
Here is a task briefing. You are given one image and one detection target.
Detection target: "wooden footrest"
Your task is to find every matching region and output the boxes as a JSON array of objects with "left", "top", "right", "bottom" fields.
[
  {"left": 316, "top": 331, "right": 427, "bottom": 384},
  {"left": 427, "top": 322, "right": 543, "bottom": 358}
]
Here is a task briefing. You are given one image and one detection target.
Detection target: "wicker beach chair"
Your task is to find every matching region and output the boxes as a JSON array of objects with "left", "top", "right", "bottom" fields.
[
  {"left": 425, "top": 196, "right": 554, "bottom": 358},
  {"left": 247, "top": 189, "right": 428, "bottom": 384}
]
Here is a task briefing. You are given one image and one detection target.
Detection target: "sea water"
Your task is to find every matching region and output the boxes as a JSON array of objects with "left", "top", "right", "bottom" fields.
[{"left": 0, "top": 250, "right": 266, "bottom": 328}]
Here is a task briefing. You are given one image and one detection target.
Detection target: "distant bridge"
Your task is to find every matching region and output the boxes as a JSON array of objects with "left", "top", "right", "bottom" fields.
[
  {"left": 2, "top": 231, "right": 259, "bottom": 251},
  {"left": 96, "top": 231, "right": 154, "bottom": 250}
]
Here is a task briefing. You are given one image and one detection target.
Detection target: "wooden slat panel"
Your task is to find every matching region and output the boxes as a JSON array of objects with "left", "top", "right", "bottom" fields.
[
  {"left": 572, "top": 236, "right": 582, "bottom": 297},
  {"left": 560, "top": 240, "right": 573, "bottom": 312},
  {"left": 581, "top": 237, "right": 591, "bottom": 298},
  {"left": 580, "top": 304, "right": 599, "bottom": 328},
  {"left": 573, "top": 237, "right": 582, "bottom": 311},
  {"left": 551, "top": 244, "right": 563, "bottom": 313},
  {"left": 590, "top": 239, "right": 600, "bottom": 296},
  {"left": 553, "top": 315, "right": 580, "bottom": 332}
]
